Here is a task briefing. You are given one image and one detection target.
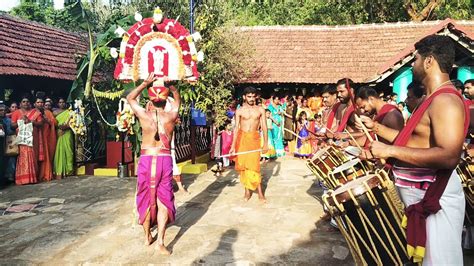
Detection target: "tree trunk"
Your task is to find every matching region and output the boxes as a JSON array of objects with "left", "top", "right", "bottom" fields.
[{"left": 406, "top": 0, "right": 439, "bottom": 22}]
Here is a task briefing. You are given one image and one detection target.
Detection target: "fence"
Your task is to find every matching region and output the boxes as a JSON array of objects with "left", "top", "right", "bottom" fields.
[
  {"left": 75, "top": 107, "right": 107, "bottom": 166},
  {"left": 76, "top": 108, "right": 212, "bottom": 166},
  {"left": 174, "top": 115, "right": 212, "bottom": 163}
]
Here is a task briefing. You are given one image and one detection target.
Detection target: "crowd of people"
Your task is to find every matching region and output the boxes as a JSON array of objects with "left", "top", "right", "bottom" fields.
[
  {"left": 0, "top": 96, "right": 75, "bottom": 187},
  {"left": 209, "top": 35, "right": 474, "bottom": 265},
  {"left": 214, "top": 76, "right": 474, "bottom": 162}
]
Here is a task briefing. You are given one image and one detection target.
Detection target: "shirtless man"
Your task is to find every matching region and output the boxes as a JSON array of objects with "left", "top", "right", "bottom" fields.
[
  {"left": 405, "top": 82, "right": 425, "bottom": 113},
  {"left": 229, "top": 86, "right": 268, "bottom": 202},
  {"left": 355, "top": 86, "right": 404, "bottom": 146},
  {"left": 329, "top": 78, "right": 364, "bottom": 142},
  {"left": 463, "top": 79, "right": 474, "bottom": 157},
  {"left": 360, "top": 35, "right": 468, "bottom": 264},
  {"left": 127, "top": 73, "right": 180, "bottom": 255},
  {"left": 321, "top": 85, "right": 338, "bottom": 129}
]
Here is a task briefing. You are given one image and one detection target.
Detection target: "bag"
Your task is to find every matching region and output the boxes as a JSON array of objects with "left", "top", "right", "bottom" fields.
[{"left": 5, "top": 135, "right": 18, "bottom": 156}]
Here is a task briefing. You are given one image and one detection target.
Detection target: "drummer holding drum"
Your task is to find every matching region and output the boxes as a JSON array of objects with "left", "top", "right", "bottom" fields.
[{"left": 359, "top": 35, "right": 469, "bottom": 265}]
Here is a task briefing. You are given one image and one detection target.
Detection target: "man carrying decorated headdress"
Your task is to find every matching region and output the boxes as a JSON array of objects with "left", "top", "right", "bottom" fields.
[{"left": 126, "top": 72, "right": 180, "bottom": 255}]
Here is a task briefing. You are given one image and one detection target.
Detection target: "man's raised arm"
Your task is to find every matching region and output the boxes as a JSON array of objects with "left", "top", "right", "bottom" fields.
[
  {"left": 168, "top": 84, "right": 181, "bottom": 118},
  {"left": 126, "top": 73, "right": 155, "bottom": 118}
]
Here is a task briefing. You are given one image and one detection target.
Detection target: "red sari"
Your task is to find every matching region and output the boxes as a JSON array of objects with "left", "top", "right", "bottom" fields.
[
  {"left": 39, "top": 110, "right": 57, "bottom": 181},
  {"left": 11, "top": 109, "right": 43, "bottom": 185}
]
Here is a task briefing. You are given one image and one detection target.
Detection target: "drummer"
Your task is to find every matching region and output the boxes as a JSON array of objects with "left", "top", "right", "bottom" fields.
[
  {"left": 326, "top": 78, "right": 367, "bottom": 146},
  {"left": 463, "top": 79, "right": 474, "bottom": 157},
  {"left": 317, "top": 81, "right": 357, "bottom": 227},
  {"left": 359, "top": 35, "right": 468, "bottom": 264},
  {"left": 354, "top": 86, "right": 404, "bottom": 158},
  {"left": 320, "top": 85, "right": 339, "bottom": 133}
]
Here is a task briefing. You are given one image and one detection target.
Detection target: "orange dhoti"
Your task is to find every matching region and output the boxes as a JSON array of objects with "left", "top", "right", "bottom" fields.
[{"left": 233, "top": 130, "right": 261, "bottom": 190}]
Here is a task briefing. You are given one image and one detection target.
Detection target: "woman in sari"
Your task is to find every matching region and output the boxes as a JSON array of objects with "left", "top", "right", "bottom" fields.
[
  {"left": 268, "top": 96, "right": 285, "bottom": 157},
  {"left": 283, "top": 99, "right": 297, "bottom": 154},
  {"left": 11, "top": 97, "right": 42, "bottom": 185},
  {"left": 261, "top": 109, "right": 276, "bottom": 163},
  {"left": 39, "top": 101, "right": 57, "bottom": 181},
  {"left": 53, "top": 98, "right": 74, "bottom": 179}
]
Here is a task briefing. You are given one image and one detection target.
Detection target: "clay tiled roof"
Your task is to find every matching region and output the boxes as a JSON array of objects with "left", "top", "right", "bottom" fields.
[
  {"left": 0, "top": 13, "right": 87, "bottom": 80},
  {"left": 239, "top": 19, "right": 474, "bottom": 84}
]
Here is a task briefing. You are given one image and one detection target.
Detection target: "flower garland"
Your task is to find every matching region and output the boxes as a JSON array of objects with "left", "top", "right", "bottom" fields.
[
  {"left": 91, "top": 88, "right": 136, "bottom": 137},
  {"left": 132, "top": 32, "right": 185, "bottom": 81},
  {"left": 69, "top": 99, "right": 87, "bottom": 136},
  {"left": 92, "top": 88, "right": 125, "bottom": 100},
  {"left": 116, "top": 98, "right": 135, "bottom": 134}
]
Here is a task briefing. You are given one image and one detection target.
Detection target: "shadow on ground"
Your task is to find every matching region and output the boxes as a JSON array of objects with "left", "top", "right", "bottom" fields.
[
  {"left": 193, "top": 229, "right": 238, "bottom": 265},
  {"left": 258, "top": 178, "right": 354, "bottom": 265},
  {"left": 167, "top": 170, "right": 239, "bottom": 251}
]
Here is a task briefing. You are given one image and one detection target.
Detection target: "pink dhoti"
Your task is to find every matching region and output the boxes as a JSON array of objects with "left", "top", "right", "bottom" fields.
[{"left": 136, "top": 155, "right": 176, "bottom": 226}]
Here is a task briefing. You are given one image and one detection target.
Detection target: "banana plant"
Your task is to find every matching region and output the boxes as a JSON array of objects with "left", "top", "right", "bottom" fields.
[{"left": 68, "top": 1, "right": 119, "bottom": 101}]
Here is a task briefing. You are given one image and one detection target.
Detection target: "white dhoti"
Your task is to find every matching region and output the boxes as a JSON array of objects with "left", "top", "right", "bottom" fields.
[
  {"left": 171, "top": 138, "right": 181, "bottom": 176},
  {"left": 395, "top": 169, "right": 465, "bottom": 265}
]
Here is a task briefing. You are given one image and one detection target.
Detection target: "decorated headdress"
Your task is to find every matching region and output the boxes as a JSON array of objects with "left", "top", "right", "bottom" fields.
[
  {"left": 148, "top": 86, "right": 170, "bottom": 103},
  {"left": 112, "top": 7, "right": 202, "bottom": 84}
]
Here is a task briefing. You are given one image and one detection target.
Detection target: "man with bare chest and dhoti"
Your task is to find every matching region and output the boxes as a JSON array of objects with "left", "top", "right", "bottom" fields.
[
  {"left": 127, "top": 73, "right": 180, "bottom": 255},
  {"left": 361, "top": 35, "right": 469, "bottom": 264},
  {"left": 230, "top": 87, "right": 269, "bottom": 202}
]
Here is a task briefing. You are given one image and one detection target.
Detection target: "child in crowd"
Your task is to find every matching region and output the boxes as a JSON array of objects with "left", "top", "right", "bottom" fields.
[
  {"left": 220, "top": 120, "right": 234, "bottom": 171},
  {"left": 294, "top": 111, "right": 312, "bottom": 159},
  {"left": 212, "top": 120, "right": 233, "bottom": 176},
  {"left": 309, "top": 114, "right": 323, "bottom": 153}
]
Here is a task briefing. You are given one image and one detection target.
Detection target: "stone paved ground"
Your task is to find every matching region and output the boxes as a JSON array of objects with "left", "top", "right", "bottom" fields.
[{"left": 0, "top": 156, "right": 473, "bottom": 265}]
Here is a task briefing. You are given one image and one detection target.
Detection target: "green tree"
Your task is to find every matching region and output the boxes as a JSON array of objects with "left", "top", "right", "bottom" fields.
[{"left": 10, "top": 0, "right": 53, "bottom": 23}]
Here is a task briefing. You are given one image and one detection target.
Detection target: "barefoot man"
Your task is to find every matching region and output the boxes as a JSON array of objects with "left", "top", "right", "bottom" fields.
[
  {"left": 127, "top": 73, "right": 180, "bottom": 254},
  {"left": 230, "top": 86, "right": 268, "bottom": 202},
  {"left": 359, "top": 35, "right": 469, "bottom": 264}
]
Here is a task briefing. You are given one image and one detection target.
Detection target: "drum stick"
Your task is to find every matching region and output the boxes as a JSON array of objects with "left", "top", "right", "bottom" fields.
[
  {"left": 283, "top": 128, "right": 304, "bottom": 140},
  {"left": 344, "top": 129, "right": 363, "bottom": 152},
  {"left": 354, "top": 114, "right": 374, "bottom": 142},
  {"left": 325, "top": 127, "right": 335, "bottom": 135},
  {"left": 355, "top": 115, "right": 387, "bottom": 164},
  {"left": 219, "top": 149, "right": 262, "bottom": 158}
]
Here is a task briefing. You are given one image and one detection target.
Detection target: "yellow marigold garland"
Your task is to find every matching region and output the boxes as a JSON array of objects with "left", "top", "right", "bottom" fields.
[{"left": 92, "top": 88, "right": 125, "bottom": 100}]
